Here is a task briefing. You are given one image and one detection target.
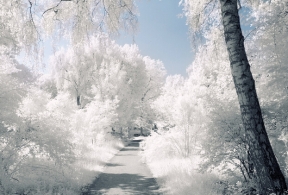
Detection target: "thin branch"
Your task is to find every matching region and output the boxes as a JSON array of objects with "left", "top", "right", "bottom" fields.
[
  {"left": 27, "top": 0, "right": 42, "bottom": 41},
  {"left": 244, "top": 27, "right": 257, "bottom": 40},
  {"left": 42, "top": 0, "right": 71, "bottom": 16}
]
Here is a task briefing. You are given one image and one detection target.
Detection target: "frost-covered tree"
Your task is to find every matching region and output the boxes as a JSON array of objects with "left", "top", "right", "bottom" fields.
[
  {"left": 182, "top": 0, "right": 287, "bottom": 193},
  {"left": 1, "top": 0, "right": 137, "bottom": 44},
  {"left": 0, "top": 60, "right": 36, "bottom": 194},
  {"left": 246, "top": 0, "right": 288, "bottom": 182},
  {"left": 186, "top": 28, "right": 255, "bottom": 189},
  {"left": 1, "top": 0, "right": 138, "bottom": 72},
  {"left": 50, "top": 33, "right": 165, "bottom": 129}
]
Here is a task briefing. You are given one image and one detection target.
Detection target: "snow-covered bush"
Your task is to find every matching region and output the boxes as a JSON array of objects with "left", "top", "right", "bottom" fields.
[
  {"left": 0, "top": 32, "right": 166, "bottom": 194},
  {"left": 145, "top": 25, "right": 288, "bottom": 194},
  {"left": 142, "top": 131, "right": 222, "bottom": 195},
  {"left": 0, "top": 86, "right": 124, "bottom": 194}
]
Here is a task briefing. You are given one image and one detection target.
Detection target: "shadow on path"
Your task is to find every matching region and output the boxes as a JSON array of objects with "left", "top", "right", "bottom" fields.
[
  {"left": 85, "top": 138, "right": 162, "bottom": 195},
  {"left": 89, "top": 173, "right": 159, "bottom": 195},
  {"left": 105, "top": 163, "right": 123, "bottom": 167}
]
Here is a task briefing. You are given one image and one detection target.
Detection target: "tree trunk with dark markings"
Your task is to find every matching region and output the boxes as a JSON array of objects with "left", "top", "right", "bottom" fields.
[{"left": 219, "top": 0, "right": 287, "bottom": 194}]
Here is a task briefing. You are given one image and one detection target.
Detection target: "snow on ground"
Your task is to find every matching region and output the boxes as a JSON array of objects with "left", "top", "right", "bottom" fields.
[{"left": 140, "top": 133, "right": 223, "bottom": 195}]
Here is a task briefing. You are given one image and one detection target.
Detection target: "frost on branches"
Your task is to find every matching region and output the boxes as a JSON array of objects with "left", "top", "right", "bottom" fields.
[
  {"left": 1, "top": 0, "right": 137, "bottom": 46},
  {"left": 0, "top": 32, "right": 165, "bottom": 194},
  {"left": 143, "top": 1, "right": 288, "bottom": 194}
]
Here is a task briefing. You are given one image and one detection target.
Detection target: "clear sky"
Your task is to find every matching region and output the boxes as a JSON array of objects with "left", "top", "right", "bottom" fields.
[
  {"left": 116, "top": 0, "right": 194, "bottom": 76},
  {"left": 18, "top": 1, "right": 193, "bottom": 76}
]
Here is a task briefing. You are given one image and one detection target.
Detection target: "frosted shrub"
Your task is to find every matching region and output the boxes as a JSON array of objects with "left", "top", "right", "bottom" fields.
[
  {"left": 0, "top": 87, "right": 125, "bottom": 194},
  {"left": 142, "top": 131, "right": 222, "bottom": 195},
  {"left": 70, "top": 97, "right": 123, "bottom": 183},
  {"left": 4, "top": 90, "right": 78, "bottom": 194},
  {"left": 147, "top": 27, "right": 275, "bottom": 193}
]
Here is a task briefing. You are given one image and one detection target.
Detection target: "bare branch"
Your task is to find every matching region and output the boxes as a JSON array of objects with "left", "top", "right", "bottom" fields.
[
  {"left": 244, "top": 27, "right": 257, "bottom": 40},
  {"left": 27, "top": 0, "right": 42, "bottom": 41},
  {"left": 42, "top": 0, "right": 71, "bottom": 16}
]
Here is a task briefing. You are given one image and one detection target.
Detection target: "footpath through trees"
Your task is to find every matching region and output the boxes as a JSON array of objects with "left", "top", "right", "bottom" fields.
[{"left": 87, "top": 138, "right": 162, "bottom": 195}]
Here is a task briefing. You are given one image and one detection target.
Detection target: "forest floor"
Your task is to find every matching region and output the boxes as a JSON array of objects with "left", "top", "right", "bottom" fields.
[{"left": 87, "top": 137, "right": 163, "bottom": 195}]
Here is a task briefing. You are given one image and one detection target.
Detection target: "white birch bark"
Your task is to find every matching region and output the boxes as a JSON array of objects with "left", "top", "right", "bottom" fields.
[{"left": 219, "top": 0, "right": 287, "bottom": 194}]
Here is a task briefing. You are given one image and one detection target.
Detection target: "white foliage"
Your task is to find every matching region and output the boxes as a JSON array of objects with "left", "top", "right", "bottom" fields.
[
  {"left": 181, "top": 0, "right": 220, "bottom": 34},
  {"left": 51, "top": 33, "right": 165, "bottom": 127},
  {"left": 142, "top": 131, "right": 222, "bottom": 195}
]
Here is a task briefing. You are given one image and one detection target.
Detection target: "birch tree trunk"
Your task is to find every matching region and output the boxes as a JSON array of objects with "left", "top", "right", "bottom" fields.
[{"left": 219, "top": 0, "right": 287, "bottom": 194}]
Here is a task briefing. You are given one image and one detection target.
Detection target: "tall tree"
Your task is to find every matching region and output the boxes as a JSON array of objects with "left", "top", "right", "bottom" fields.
[
  {"left": 183, "top": 0, "right": 287, "bottom": 193},
  {"left": 219, "top": 1, "right": 286, "bottom": 193}
]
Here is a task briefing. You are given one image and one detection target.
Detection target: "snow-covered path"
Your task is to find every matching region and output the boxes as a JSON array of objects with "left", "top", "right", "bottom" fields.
[{"left": 88, "top": 138, "right": 162, "bottom": 195}]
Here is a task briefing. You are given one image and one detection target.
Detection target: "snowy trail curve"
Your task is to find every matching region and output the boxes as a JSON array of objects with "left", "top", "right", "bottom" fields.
[{"left": 88, "top": 138, "right": 162, "bottom": 195}]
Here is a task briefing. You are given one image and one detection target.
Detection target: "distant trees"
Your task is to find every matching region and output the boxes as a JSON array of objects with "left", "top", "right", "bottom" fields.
[{"left": 50, "top": 33, "right": 165, "bottom": 128}]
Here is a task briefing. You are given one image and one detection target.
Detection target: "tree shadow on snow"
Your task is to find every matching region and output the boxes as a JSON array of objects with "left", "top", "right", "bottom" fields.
[
  {"left": 87, "top": 173, "right": 160, "bottom": 195},
  {"left": 82, "top": 139, "right": 162, "bottom": 195}
]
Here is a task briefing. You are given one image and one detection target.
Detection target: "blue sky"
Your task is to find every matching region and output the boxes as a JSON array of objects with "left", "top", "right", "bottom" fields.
[
  {"left": 17, "top": 1, "right": 254, "bottom": 76},
  {"left": 18, "top": 1, "right": 193, "bottom": 76},
  {"left": 116, "top": 0, "right": 194, "bottom": 76}
]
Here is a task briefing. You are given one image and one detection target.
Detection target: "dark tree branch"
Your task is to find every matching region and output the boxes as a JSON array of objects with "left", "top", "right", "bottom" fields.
[
  {"left": 42, "top": 0, "right": 71, "bottom": 16},
  {"left": 27, "top": 0, "right": 42, "bottom": 41}
]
